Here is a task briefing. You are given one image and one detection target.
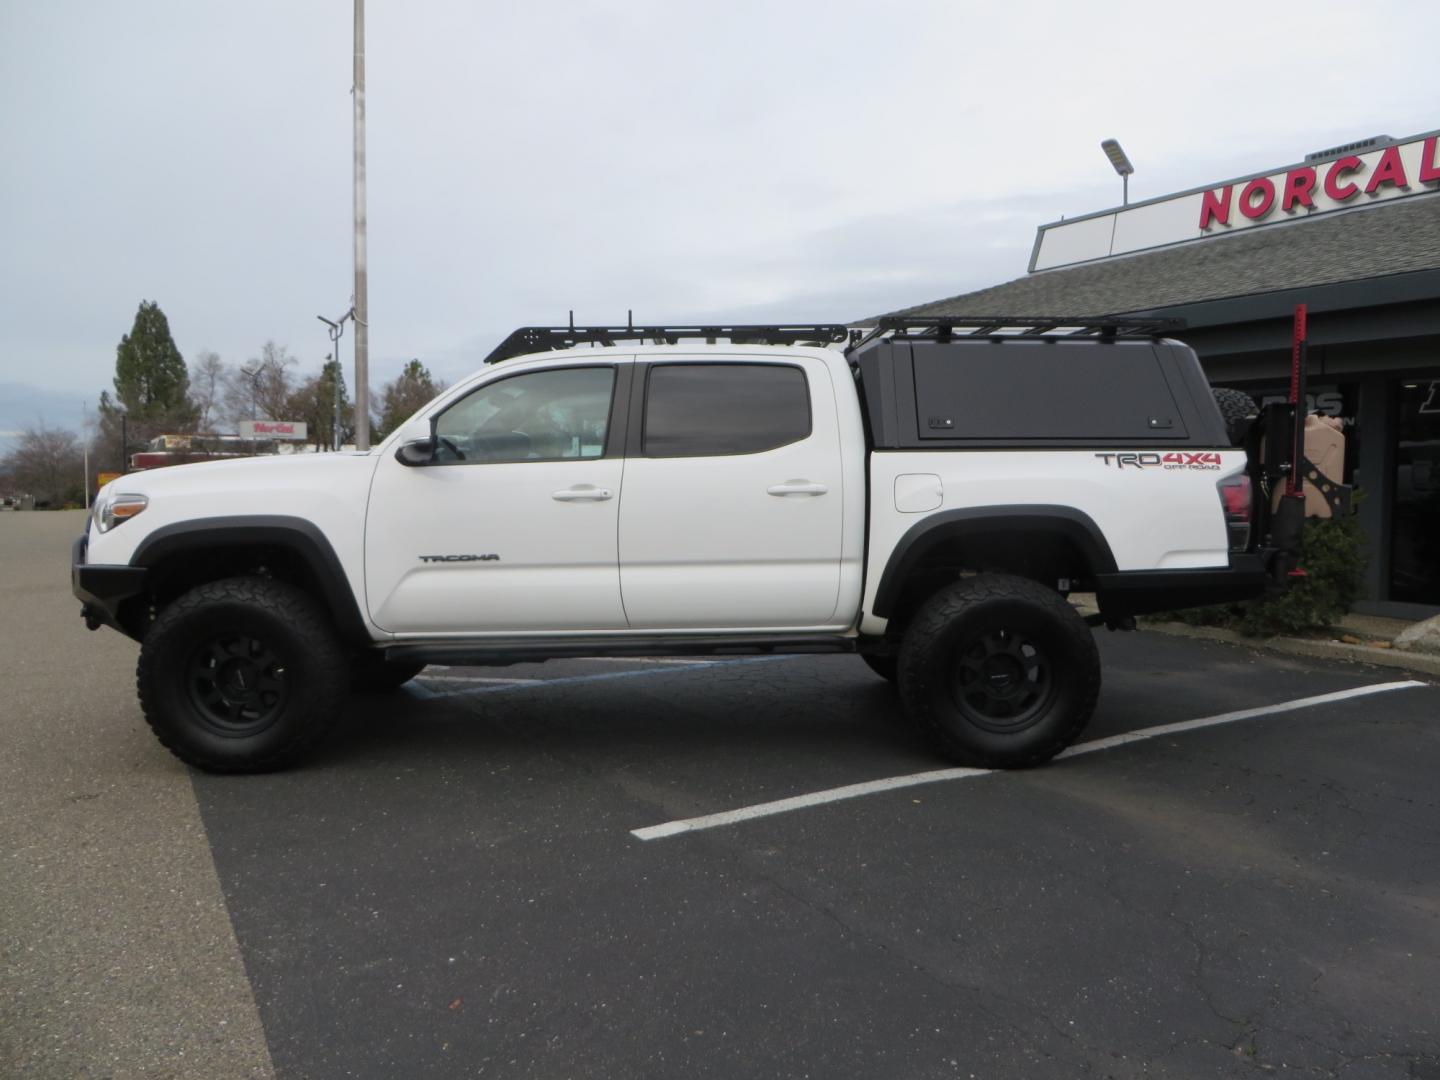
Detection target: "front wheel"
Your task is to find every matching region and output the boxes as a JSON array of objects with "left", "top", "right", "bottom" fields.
[
  {"left": 898, "top": 574, "right": 1100, "bottom": 768},
  {"left": 137, "top": 577, "right": 348, "bottom": 773}
]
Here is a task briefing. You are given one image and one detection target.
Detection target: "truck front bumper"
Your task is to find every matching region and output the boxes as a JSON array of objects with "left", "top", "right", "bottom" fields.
[{"left": 72, "top": 535, "right": 148, "bottom": 638}]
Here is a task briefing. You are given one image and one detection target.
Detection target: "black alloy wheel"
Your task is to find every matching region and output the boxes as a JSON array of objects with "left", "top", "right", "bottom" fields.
[
  {"left": 186, "top": 633, "right": 291, "bottom": 736},
  {"left": 898, "top": 573, "right": 1100, "bottom": 768},
  {"left": 138, "top": 576, "right": 347, "bottom": 772},
  {"left": 949, "top": 628, "right": 1053, "bottom": 733}
]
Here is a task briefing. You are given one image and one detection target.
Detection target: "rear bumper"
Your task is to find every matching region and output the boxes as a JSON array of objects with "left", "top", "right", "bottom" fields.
[
  {"left": 72, "top": 535, "right": 148, "bottom": 638},
  {"left": 1093, "top": 553, "right": 1273, "bottom": 617}
]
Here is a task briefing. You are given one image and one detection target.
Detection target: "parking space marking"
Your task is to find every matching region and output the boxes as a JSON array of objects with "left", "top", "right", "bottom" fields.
[
  {"left": 630, "top": 680, "right": 1428, "bottom": 841},
  {"left": 417, "top": 674, "right": 542, "bottom": 684},
  {"left": 407, "top": 654, "right": 792, "bottom": 699},
  {"left": 569, "top": 657, "right": 724, "bottom": 665}
]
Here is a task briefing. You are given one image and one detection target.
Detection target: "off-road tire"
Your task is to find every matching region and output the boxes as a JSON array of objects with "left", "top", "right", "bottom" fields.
[
  {"left": 898, "top": 574, "right": 1100, "bottom": 768},
  {"left": 1212, "top": 387, "right": 1259, "bottom": 447},
  {"left": 137, "top": 576, "right": 348, "bottom": 773},
  {"left": 860, "top": 653, "right": 898, "bottom": 683},
  {"left": 350, "top": 657, "right": 426, "bottom": 693}
]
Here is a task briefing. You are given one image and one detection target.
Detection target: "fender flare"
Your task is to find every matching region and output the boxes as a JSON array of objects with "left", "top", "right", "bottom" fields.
[
  {"left": 870, "top": 505, "right": 1118, "bottom": 618},
  {"left": 131, "top": 515, "right": 372, "bottom": 645}
]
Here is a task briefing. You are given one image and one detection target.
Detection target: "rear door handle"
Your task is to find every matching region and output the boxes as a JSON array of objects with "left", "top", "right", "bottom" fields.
[
  {"left": 552, "top": 485, "right": 614, "bottom": 502},
  {"left": 767, "top": 480, "right": 828, "bottom": 497}
]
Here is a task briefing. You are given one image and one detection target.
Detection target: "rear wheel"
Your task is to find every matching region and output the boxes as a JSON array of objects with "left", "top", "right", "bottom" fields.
[
  {"left": 898, "top": 574, "right": 1100, "bottom": 768},
  {"left": 137, "top": 577, "right": 348, "bottom": 773}
]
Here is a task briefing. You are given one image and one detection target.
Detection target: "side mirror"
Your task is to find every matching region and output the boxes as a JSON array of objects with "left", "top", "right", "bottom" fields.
[{"left": 395, "top": 438, "right": 437, "bottom": 466}]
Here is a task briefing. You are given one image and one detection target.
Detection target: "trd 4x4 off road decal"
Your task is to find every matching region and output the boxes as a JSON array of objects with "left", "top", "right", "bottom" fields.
[{"left": 1095, "top": 452, "right": 1223, "bottom": 471}]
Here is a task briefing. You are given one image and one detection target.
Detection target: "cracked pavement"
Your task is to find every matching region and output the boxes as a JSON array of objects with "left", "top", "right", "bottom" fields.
[{"left": 5, "top": 510, "right": 1439, "bottom": 1078}]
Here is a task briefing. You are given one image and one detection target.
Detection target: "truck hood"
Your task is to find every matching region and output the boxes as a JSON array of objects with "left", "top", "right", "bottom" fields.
[{"left": 101, "top": 451, "right": 379, "bottom": 501}]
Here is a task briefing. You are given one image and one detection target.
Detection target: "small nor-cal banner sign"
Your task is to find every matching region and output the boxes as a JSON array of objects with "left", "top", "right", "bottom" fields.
[{"left": 239, "top": 419, "right": 308, "bottom": 440}]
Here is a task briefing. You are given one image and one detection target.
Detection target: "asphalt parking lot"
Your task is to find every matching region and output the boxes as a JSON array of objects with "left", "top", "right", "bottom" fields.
[{"left": 5, "top": 511, "right": 1439, "bottom": 1079}]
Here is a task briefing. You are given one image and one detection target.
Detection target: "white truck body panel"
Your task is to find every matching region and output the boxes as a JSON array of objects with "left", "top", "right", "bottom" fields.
[
  {"left": 616, "top": 349, "right": 862, "bottom": 630},
  {"left": 859, "top": 449, "right": 1245, "bottom": 636},
  {"left": 86, "top": 452, "right": 381, "bottom": 627},
  {"left": 366, "top": 454, "right": 627, "bottom": 633}
]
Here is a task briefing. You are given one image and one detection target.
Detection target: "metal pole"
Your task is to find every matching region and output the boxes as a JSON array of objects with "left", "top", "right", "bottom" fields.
[
  {"left": 331, "top": 354, "right": 341, "bottom": 451},
  {"left": 120, "top": 413, "right": 127, "bottom": 474},
  {"left": 1289, "top": 304, "right": 1309, "bottom": 498},
  {"left": 82, "top": 402, "right": 91, "bottom": 509},
  {"left": 352, "top": 0, "right": 370, "bottom": 450},
  {"left": 1123, "top": 173, "right": 1129, "bottom": 207}
]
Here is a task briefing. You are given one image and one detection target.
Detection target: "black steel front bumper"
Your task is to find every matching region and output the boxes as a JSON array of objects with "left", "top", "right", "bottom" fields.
[
  {"left": 72, "top": 535, "right": 148, "bottom": 638},
  {"left": 1093, "top": 552, "right": 1275, "bottom": 618}
]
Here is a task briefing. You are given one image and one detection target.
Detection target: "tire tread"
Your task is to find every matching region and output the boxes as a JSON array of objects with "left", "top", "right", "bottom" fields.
[
  {"left": 136, "top": 576, "right": 347, "bottom": 773},
  {"left": 898, "top": 574, "right": 1100, "bottom": 768}
]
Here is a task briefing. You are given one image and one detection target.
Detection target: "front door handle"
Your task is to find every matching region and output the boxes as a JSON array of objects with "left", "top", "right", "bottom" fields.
[
  {"left": 767, "top": 480, "right": 829, "bottom": 497},
  {"left": 552, "top": 485, "right": 614, "bottom": 502}
]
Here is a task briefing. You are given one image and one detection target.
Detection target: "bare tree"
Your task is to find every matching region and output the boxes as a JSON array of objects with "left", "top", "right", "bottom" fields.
[
  {"left": 224, "top": 342, "right": 298, "bottom": 425},
  {"left": 2, "top": 425, "right": 84, "bottom": 506},
  {"left": 189, "top": 350, "right": 227, "bottom": 432}
]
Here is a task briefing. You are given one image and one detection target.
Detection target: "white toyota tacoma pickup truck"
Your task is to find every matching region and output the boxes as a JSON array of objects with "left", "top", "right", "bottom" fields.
[{"left": 73, "top": 317, "right": 1300, "bottom": 773}]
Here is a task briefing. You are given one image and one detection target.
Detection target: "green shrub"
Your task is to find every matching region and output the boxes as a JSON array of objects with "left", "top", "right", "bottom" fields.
[{"left": 1159, "top": 513, "right": 1368, "bottom": 638}]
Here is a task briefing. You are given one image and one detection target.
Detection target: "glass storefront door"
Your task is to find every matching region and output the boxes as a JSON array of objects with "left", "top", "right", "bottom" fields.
[{"left": 1390, "top": 378, "right": 1440, "bottom": 605}]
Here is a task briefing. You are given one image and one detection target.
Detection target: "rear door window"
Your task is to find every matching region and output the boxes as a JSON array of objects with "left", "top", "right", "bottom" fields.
[{"left": 643, "top": 363, "right": 811, "bottom": 457}]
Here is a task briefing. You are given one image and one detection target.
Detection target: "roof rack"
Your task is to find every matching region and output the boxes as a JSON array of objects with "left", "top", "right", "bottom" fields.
[
  {"left": 484, "top": 322, "right": 851, "bottom": 364},
  {"left": 850, "top": 314, "right": 1186, "bottom": 352}
]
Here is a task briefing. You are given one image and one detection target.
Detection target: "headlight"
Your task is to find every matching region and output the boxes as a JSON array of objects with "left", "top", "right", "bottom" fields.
[{"left": 93, "top": 493, "right": 148, "bottom": 533}]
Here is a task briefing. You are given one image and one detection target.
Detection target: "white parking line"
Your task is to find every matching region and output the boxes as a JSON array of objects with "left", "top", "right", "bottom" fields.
[
  {"left": 417, "top": 675, "right": 541, "bottom": 684},
  {"left": 630, "top": 680, "right": 1428, "bottom": 841},
  {"left": 573, "top": 657, "right": 724, "bottom": 665}
]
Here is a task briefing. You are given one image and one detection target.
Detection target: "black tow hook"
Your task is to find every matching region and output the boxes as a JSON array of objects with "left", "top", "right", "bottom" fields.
[{"left": 80, "top": 604, "right": 101, "bottom": 631}]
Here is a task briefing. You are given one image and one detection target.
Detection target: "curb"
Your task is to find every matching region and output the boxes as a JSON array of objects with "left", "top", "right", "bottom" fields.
[{"left": 1139, "top": 619, "right": 1440, "bottom": 680}]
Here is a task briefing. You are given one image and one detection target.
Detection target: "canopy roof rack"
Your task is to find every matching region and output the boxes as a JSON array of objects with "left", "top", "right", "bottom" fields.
[
  {"left": 484, "top": 322, "right": 850, "bottom": 364},
  {"left": 854, "top": 315, "right": 1186, "bottom": 350}
]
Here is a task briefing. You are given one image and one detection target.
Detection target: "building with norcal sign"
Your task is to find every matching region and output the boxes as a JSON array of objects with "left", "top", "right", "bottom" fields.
[{"left": 881, "top": 127, "right": 1440, "bottom": 616}]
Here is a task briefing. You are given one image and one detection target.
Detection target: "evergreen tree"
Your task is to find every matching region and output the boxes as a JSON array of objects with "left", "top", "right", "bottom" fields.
[
  {"left": 112, "top": 300, "right": 194, "bottom": 425},
  {"left": 97, "top": 300, "right": 196, "bottom": 464},
  {"left": 375, "top": 360, "right": 445, "bottom": 440},
  {"left": 287, "top": 359, "right": 355, "bottom": 450}
]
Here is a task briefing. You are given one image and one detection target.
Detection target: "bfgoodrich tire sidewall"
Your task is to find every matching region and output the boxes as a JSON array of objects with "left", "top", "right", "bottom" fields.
[
  {"left": 140, "top": 594, "right": 342, "bottom": 771},
  {"left": 902, "top": 586, "right": 1100, "bottom": 767}
]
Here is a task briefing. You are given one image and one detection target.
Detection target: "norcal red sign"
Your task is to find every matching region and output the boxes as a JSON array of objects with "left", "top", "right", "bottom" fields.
[
  {"left": 239, "top": 419, "right": 308, "bottom": 440},
  {"left": 1199, "top": 136, "right": 1440, "bottom": 230},
  {"left": 1031, "top": 127, "right": 1440, "bottom": 272}
]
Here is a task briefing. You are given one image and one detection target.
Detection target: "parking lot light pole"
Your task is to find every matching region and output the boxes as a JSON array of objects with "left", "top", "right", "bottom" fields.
[
  {"left": 1101, "top": 138, "right": 1135, "bottom": 206},
  {"left": 352, "top": 0, "right": 370, "bottom": 450},
  {"left": 319, "top": 312, "right": 353, "bottom": 451}
]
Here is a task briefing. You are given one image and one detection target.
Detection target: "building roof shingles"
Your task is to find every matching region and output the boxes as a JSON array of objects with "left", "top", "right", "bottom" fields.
[{"left": 877, "top": 193, "right": 1440, "bottom": 321}]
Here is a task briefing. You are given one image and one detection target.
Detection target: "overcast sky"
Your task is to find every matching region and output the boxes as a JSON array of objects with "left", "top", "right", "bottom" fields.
[{"left": 1, "top": 0, "right": 1436, "bottom": 436}]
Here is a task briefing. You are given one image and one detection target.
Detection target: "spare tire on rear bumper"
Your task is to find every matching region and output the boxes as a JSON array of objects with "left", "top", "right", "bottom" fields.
[
  {"left": 897, "top": 573, "right": 1100, "bottom": 768},
  {"left": 1212, "top": 387, "right": 1259, "bottom": 447}
]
